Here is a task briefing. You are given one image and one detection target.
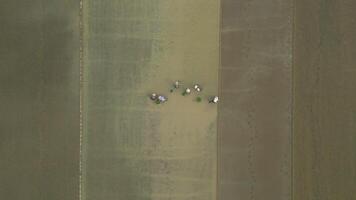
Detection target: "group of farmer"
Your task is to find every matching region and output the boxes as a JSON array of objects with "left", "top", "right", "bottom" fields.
[{"left": 149, "top": 81, "right": 219, "bottom": 104}]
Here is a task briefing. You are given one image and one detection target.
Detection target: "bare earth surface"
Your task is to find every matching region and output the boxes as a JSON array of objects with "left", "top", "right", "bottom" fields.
[{"left": 82, "top": 1, "right": 219, "bottom": 199}]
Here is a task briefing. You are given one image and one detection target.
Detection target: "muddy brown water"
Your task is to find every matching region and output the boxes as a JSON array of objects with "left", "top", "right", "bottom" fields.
[{"left": 82, "top": 1, "right": 219, "bottom": 199}]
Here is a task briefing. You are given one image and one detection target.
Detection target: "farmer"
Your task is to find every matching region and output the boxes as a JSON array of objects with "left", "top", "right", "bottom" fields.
[
  {"left": 182, "top": 88, "right": 191, "bottom": 96},
  {"left": 194, "top": 84, "right": 202, "bottom": 92},
  {"left": 174, "top": 80, "right": 180, "bottom": 89},
  {"left": 158, "top": 95, "right": 168, "bottom": 103},
  {"left": 150, "top": 93, "right": 157, "bottom": 100},
  {"left": 209, "top": 96, "right": 219, "bottom": 104}
]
